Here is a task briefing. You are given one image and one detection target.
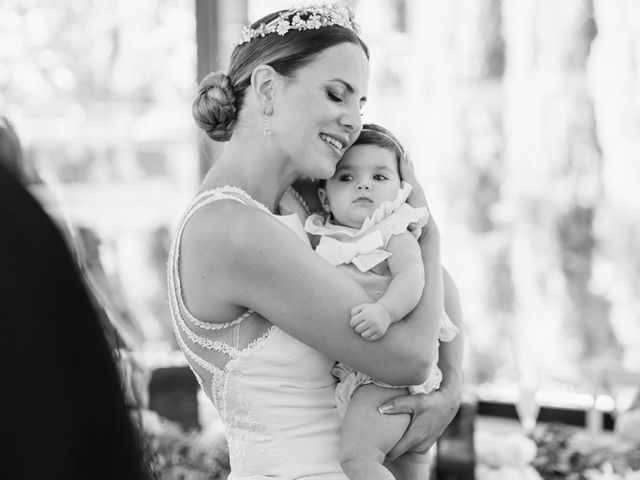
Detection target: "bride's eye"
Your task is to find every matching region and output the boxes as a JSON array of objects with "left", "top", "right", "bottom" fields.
[{"left": 326, "top": 89, "right": 344, "bottom": 103}]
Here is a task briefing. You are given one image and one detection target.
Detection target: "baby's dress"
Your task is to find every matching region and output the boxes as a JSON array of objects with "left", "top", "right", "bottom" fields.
[
  {"left": 168, "top": 186, "right": 348, "bottom": 479},
  {"left": 304, "top": 183, "right": 459, "bottom": 417}
]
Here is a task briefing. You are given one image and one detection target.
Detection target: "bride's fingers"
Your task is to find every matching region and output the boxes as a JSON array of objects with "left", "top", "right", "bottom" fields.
[
  {"left": 399, "top": 153, "right": 416, "bottom": 184},
  {"left": 399, "top": 153, "right": 430, "bottom": 210}
]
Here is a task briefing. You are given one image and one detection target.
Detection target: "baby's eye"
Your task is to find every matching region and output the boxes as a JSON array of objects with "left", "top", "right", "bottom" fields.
[
  {"left": 373, "top": 174, "right": 388, "bottom": 181},
  {"left": 338, "top": 174, "right": 353, "bottom": 182}
]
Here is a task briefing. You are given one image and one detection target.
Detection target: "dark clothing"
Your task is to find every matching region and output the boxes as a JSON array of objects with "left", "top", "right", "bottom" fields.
[{"left": 0, "top": 165, "right": 147, "bottom": 479}]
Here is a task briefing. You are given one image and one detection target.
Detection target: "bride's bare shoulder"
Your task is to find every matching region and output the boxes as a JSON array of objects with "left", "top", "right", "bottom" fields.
[{"left": 182, "top": 198, "right": 270, "bottom": 253}]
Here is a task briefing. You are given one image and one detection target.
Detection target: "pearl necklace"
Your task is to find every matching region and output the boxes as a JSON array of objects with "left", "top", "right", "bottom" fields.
[{"left": 285, "top": 186, "right": 311, "bottom": 217}]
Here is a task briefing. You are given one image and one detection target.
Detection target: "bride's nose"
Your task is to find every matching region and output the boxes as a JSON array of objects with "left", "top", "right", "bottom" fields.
[{"left": 339, "top": 100, "right": 363, "bottom": 134}]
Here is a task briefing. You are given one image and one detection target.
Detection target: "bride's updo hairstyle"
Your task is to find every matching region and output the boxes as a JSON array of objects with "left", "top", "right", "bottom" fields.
[{"left": 192, "top": 5, "right": 369, "bottom": 142}]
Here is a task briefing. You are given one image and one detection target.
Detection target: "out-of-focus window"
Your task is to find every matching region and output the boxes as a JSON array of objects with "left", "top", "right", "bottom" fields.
[
  {"left": 0, "top": 0, "right": 199, "bottom": 352},
  {"left": 351, "top": 0, "right": 640, "bottom": 411}
]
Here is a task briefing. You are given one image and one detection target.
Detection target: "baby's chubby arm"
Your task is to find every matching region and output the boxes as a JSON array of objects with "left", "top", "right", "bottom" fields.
[
  {"left": 379, "top": 231, "right": 425, "bottom": 319},
  {"left": 350, "top": 231, "right": 425, "bottom": 340}
]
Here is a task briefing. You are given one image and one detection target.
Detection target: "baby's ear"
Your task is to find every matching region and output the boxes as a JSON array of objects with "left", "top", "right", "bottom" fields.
[{"left": 317, "top": 187, "right": 331, "bottom": 213}]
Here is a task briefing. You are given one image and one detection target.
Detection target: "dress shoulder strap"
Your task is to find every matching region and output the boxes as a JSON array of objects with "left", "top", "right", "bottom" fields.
[{"left": 195, "top": 185, "right": 273, "bottom": 216}]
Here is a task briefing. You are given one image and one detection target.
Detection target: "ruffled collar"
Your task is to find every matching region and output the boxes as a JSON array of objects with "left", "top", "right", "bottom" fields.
[{"left": 304, "top": 182, "right": 429, "bottom": 272}]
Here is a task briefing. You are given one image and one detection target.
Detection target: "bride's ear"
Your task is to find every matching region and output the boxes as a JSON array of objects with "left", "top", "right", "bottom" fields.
[{"left": 251, "top": 65, "right": 277, "bottom": 105}]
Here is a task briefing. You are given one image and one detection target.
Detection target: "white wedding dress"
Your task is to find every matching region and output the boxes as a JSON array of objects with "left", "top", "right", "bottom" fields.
[{"left": 167, "top": 186, "right": 347, "bottom": 479}]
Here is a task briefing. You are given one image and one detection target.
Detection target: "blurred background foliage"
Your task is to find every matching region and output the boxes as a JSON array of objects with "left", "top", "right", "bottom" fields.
[{"left": 1, "top": 0, "right": 639, "bottom": 405}]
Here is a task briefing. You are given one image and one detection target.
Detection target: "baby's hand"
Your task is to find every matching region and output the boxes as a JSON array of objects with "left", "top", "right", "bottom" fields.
[{"left": 350, "top": 303, "right": 391, "bottom": 341}]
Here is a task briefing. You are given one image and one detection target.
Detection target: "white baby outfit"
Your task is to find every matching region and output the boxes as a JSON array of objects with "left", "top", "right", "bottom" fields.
[{"left": 304, "top": 183, "right": 459, "bottom": 417}]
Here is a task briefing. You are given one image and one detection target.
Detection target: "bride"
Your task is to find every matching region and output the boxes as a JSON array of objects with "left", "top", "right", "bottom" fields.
[{"left": 167, "top": 4, "right": 464, "bottom": 478}]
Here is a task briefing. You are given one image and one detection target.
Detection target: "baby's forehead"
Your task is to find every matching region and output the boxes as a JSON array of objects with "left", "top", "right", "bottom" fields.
[{"left": 337, "top": 145, "right": 398, "bottom": 170}]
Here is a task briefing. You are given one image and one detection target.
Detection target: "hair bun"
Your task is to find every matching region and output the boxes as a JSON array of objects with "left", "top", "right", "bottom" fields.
[{"left": 192, "top": 72, "right": 237, "bottom": 141}]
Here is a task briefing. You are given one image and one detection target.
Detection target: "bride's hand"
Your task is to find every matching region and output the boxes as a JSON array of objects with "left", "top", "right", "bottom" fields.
[
  {"left": 399, "top": 153, "right": 439, "bottom": 239},
  {"left": 379, "top": 380, "right": 461, "bottom": 458}
]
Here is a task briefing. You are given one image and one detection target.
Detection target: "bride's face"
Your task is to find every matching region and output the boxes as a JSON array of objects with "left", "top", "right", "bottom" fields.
[{"left": 270, "top": 42, "right": 369, "bottom": 180}]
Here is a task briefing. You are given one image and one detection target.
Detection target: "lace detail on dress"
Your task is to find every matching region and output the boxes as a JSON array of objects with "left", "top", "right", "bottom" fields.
[
  {"left": 240, "top": 325, "right": 280, "bottom": 356},
  {"left": 175, "top": 308, "right": 242, "bottom": 357},
  {"left": 186, "top": 309, "right": 253, "bottom": 330},
  {"left": 171, "top": 320, "right": 214, "bottom": 404},
  {"left": 200, "top": 185, "right": 273, "bottom": 215},
  {"left": 173, "top": 322, "right": 223, "bottom": 375},
  {"left": 226, "top": 396, "right": 272, "bottom": 476}
]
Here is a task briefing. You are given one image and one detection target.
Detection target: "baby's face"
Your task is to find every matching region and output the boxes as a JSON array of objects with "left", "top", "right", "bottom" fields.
[{"left": 321, "top": 144, "right": 401, "bottom": 228}]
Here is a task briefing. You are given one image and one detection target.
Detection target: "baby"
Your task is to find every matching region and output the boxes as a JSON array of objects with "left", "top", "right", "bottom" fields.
[{"left": 305, "top": 124, "right": 458, "bottom": 480}]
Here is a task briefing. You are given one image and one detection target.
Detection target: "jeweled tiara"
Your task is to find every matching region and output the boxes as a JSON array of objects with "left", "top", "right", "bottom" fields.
[{"left": 237, "top": 3, "right": 360, "bottom": 46}]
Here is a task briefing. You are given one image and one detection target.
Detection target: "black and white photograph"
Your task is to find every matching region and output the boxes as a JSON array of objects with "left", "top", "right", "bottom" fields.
[{"left": 1, "top": 1, "right": 639, "bottom": 479}]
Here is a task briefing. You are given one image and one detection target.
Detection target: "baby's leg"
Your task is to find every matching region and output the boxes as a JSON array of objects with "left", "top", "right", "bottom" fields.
[{"left": 339, "top": 384, "right": 410, "bottom": 480}]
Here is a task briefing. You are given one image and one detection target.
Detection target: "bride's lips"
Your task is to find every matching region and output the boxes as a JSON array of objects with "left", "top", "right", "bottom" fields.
[{"left": 319, "top": 133, "right": 348, "bottom": 158}]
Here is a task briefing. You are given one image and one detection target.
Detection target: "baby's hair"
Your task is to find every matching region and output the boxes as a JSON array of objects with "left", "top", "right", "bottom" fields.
[{"left": 354, "top": 123, "right": 405, "bottom": 167}]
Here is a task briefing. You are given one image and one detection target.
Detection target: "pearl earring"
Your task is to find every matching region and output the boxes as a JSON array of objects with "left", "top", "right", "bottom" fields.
[{"left": 263, "top": 105, "right": 273, "bottom": 136}]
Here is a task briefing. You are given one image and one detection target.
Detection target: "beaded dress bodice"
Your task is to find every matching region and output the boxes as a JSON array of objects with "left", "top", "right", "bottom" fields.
[{"left": 167, "top": 186, "right": 347, "bottom": 479}]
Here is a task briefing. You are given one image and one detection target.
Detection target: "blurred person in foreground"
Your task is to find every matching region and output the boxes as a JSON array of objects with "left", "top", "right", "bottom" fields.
[
  {"left": 0, "top": 115, "right": 150, "bottom": 408},
  {"left": 0, "top": 118, "right": 149, "bottom": 479},
  {"left": 0, "top": 115, "right": 27, "bottom": 181}
]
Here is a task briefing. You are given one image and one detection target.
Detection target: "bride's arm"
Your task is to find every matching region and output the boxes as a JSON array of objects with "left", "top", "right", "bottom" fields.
[
  {"left": 180, "top": 199, "right": 443, "bottom": 386},
  {"left": 383, "top": 267, "right": 465, "bottom": 458}
]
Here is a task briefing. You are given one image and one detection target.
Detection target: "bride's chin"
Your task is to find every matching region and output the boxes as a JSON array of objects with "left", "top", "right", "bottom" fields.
[{"left": 310, "top": 159, "right": 338, "bottom": 180}]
